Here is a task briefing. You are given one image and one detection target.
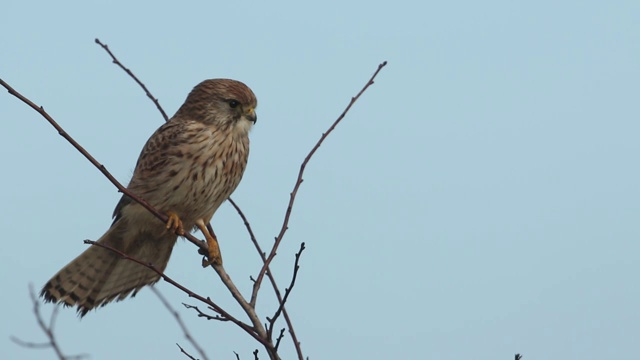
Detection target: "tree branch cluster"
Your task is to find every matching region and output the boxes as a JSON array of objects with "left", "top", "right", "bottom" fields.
[{"left": 1, "top": 39, "right": 387, "bottom": 360}]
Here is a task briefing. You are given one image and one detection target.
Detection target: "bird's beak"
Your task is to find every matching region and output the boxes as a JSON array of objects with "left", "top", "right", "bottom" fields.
[{"left": 245, "top": 108, "right": 257, "bottom": 123}]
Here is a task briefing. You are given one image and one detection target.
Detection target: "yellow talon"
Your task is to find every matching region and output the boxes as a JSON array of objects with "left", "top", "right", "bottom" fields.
[
  {"left": 196, "top": 219, "right": 222, "bottom": 266},
  {"left": 166, "top": 212, "right": 185, "bottom": 236}
]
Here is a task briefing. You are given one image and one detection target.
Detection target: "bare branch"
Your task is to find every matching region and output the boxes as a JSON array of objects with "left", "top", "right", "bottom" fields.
[
  {"left": 10, "top": 338, "right": 50, "bottom": 349},
  {"left": 273, "top": 328, "right": 286, "bottom": 352},
  {"left": 229, "top": 198, "right": 300, "bottom": 358},
  {"left": 11, "top": 285, "right": 88, "bottom": 360},
  {"left": 183, "top": 303, "right": 229, "bottom": 322},
  {"left": 227, "top": 199, "right": 279, "bottom": 305},
  {"left": 209, "top": 263, "right": 268, "bottom": 336},
  {"left": 152, "top": 287, "right": 209, "bottom": 360},
  {"left": 84, "top": 239, "right": 272, "bottom": 350},
  {"left": 90, "top": 44, "right": 388, "bottom": 360},
  {"left": 267, "top": 243, "right": 305, "bottom": 339},
  {"left": 255, "top": 61, "right": 388, "bottom": 288},
  {"left": 94, "top": 38, "right": 169, "bottom": 121},
  {"left": 228, "top": 199, "right": 263, "bottom": 276},
  {"left": 176, "top": 343, "right": 198, "bottom": 360},
  {"left": 254, "top": 61, "right": 387, "bottom": 359},
  {"left": 3, "top": 47, "right": 388, "bottom": 360},
  {"left": 0, "top": 77, "right": 177, "bottom": 240}
]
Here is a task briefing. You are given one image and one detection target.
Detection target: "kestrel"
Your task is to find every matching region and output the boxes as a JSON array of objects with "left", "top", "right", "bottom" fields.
[{"left": 41, "top": 79, "right": 257, "bottom": 316}]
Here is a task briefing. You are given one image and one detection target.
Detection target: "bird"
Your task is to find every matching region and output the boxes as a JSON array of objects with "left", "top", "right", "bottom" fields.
[{"left": 41, "top": 79, "right": 257, "bottom": 316}]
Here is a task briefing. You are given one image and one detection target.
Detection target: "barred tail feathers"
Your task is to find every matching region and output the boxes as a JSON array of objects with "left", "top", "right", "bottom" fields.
[{"left": 41, "top": 219, "right": 177, "bottom": 316}]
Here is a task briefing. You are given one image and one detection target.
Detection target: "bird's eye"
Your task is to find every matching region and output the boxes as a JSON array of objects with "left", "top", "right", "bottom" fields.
[{"left": 228, "top": 100, "right": 240, "bottom": 108}]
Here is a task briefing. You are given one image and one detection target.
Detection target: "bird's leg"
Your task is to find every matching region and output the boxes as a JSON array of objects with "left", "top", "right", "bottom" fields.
[
  {"left": 165, "top": 211, "right": 185, "bottom": 236},
  {"left": 196, "top": 219, "right": 222, "bottom": 266}
]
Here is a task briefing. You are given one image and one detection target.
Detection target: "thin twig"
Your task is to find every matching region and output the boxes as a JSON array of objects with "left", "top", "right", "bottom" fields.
[
  {"left": 254, "top": 61, "right": 388, "bottom": 289},
  {"left": 252, "top": 61, "right": 388, "bottom": 359},
  {"left": 183, "top": 303, "right": 229, "bottom": 322},
  {"left": 94, "top": 38, "right": 169, "bottom": 121},
  {"left": 228, "top": 199, "right": 277, "bottom": 306},
  {"left": 267, "top": 243, "right": 305, "bottom": 339},
  {"left": 10, "top": 338, "right": 51, "bottom": 349},
  {"left": 152, "top": 287, "right": 209, "bottom": 360},
  {"left": 10, "top": 285, "right": 88, "bottom": 360},
  {"left": 228, "top": 199, "right": 300, "bottom": 355},
  {"left": 274, "top": 328, "right": 286, "bottom": 352},
  {"left": 176, "top": 343, "right": 198, "bottom": 360}
]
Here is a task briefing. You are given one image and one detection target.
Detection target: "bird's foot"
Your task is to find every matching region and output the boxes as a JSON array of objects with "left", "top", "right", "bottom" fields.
[
  {"left": 196, "top": 220, "right": 222, "bottom": 267},
  {"left": 166, "top": 211, "right": 185, "bottom": 236},
  {"left": 202, "top": 233, "right": 222, "bottom": 267}
]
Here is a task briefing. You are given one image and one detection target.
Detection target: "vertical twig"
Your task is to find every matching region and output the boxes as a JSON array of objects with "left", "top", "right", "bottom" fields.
[{"left": 152, "top": 287, "right": 209, "bottom": 360}]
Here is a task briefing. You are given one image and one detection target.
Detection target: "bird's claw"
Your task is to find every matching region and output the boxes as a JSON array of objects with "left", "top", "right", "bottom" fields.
[
  {"left": 201, "top": 233, "right": 222, "bottom": 267},
  {"left": 195, "top": 220, "right": 223, "bottom": 267},
  {"left": 166, "top": 212, "right": 185, "bottom": 236}
]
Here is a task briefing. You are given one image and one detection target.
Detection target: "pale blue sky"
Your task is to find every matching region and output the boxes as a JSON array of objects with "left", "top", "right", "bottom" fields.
[{"left": 2, "top": 1, "right": 639, "bottom": 359}]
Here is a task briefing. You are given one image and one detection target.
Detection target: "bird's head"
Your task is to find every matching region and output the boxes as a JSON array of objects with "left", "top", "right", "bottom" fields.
[{"left": 175, "top": 79, "right": 257, "bottom": 133}]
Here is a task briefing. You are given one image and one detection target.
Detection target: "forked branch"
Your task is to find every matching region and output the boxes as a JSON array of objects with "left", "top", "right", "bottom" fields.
[
  {"left": 2, "top": 42, "right": 387, "bottom": 360},
  {"left": 253, "top": 61, "right": 388, "bottom": 292},
  {"left": 10, "top": 285, "right": 88, "bottom": 360}
]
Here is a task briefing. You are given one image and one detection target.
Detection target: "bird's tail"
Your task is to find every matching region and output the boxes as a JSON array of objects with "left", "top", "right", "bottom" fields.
[{"left": 41, "top": 219, "right": 177, "bottom": 316}]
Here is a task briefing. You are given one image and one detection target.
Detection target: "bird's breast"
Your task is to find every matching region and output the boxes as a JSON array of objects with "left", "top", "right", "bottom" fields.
[{"left": 164, "top": 130, "right": 249, "bottom": 226}]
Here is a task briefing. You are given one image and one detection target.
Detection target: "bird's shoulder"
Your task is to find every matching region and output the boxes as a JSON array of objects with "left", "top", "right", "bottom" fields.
[{"left": 134, "top": 119, "right": 208, "bottom": 170}]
